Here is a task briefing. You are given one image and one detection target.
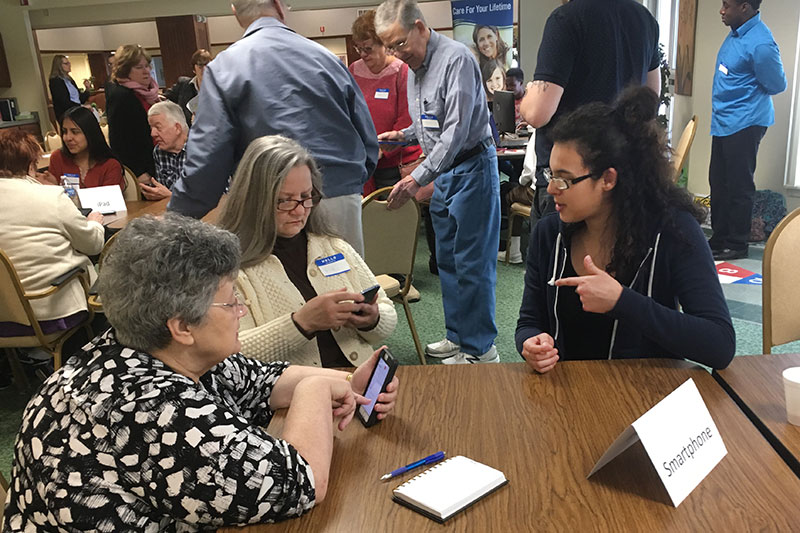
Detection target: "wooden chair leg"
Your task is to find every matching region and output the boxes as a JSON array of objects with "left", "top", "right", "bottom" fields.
[
  {"left": 401, "top": 297, "right": 426, "bottom": 365},
  {"left": 505, "top": 211, "right": 516, "bottom": 265}
]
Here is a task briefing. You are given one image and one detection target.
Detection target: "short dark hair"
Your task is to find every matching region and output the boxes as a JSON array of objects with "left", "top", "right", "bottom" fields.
[
  {"left": 59, "top": 106, "right": 115, "bottom": 164},
  {"left": 734, "top": 0, "right": 761, "bottom": 9},
  {"left": 506, "top": 67, "right": 524, "bottom": 83}
]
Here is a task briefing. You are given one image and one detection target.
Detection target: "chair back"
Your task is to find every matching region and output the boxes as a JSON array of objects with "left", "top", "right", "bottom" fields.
[
  {"left": 0, "top": 249, "right": 37, "bottom": 326},
  {"left": 763, "top": 207, "right": 800, "bottom": 353},
  {"left": 100, "top": 123, "right": 110, "bottom": 144},
  {"left": 361, "top": 187, "right": 420, "bottom": 284},
  {"left": 122, "top": 165, "right": 141, "bottom": 201},
  {"left": 43, "top": 130, "right": 62, "bottom": 153},
  {"left": 672, "top": 115, "right": 697, "bottom": 182}
]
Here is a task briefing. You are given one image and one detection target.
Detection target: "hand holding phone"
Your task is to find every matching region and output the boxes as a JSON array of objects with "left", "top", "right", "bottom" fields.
[
  {"left": 356, "top": 347, "right": 399, "bottom": 427},
  {"left": 353, "top": 284, "right": 380, "bottom": 316}
]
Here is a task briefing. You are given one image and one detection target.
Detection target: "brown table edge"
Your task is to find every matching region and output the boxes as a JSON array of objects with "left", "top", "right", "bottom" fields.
[{"left": 712, "top": 369, "right": 800, "bottom": 479}]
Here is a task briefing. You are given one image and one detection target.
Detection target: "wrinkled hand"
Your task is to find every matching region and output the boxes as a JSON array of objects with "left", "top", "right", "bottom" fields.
[
  {"left": 554, "top": 255, "right": 623, "bottom": 314},
  {"left": 377, "top": 130, "right": 405, "bottom": 142},
  {"left": 139, "top": 177, "right": 172, "bottom": 201},
  {"left": 345, "top": 292, "right": 380, "bottom": 330},
  {"left": 293, "top": 288, "right": 362, "bottom": 333},
  {"left": 350, "top": 347, "right": 400, "bottom": 420},
  {"left": 324, "top": 377, "right": 370, "bottom": 431},
  {"left": 521, "top": 333, "right": 559, "bottom": 373},
  {"left": 87, "top": 211, "right": 104, "bottom": 224},
  {"left": 387, "top": 175, "right": 420, "bottom": 210}
]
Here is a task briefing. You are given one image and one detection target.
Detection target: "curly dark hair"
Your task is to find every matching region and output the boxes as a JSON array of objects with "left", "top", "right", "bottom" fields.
[{"left": 550, "top": 86, "right": 705, "bottom": 282}]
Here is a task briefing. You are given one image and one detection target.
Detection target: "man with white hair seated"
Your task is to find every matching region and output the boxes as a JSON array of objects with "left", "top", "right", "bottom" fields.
[{"left": 141, "top": 100, "right": 188, "bottom": 201}]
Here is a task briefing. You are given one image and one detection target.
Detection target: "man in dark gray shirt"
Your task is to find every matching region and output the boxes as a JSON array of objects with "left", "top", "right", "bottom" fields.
[{"left": 376, "top": 0, "right": 500, "bottom": 364}]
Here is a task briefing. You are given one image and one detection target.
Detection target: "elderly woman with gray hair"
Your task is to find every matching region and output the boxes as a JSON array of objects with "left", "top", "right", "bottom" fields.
[
  {"left": 4, "top": 214, "right": 398, "bottom": 531},
  {"left": 218, "top": 135, "right": 397, "bottom": 369}
]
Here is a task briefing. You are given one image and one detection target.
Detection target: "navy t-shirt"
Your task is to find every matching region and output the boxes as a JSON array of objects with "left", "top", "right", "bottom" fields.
[{"left": 533, "top": 0, "right": 660, "bottom": 185}]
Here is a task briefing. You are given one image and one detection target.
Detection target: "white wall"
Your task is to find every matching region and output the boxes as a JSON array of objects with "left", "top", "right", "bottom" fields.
[
  {"left": 682, "top": 2, "right": 799, "bottom": 210},
  {"left": 519, "top": 0, "right": 561, "bottom": 82}
]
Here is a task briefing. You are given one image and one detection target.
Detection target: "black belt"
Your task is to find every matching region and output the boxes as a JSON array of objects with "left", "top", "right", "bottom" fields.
[{"left": 450, "top": 138, "right": 492, "bottom": 170}]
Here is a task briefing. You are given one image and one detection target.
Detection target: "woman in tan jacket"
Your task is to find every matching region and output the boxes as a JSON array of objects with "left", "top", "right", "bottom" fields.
[
  {"left": 0, "top": 129, "right": 104, "bottom": 335},
  {"left": 218, "top": 135, "right": 396, "bottom": 368}
]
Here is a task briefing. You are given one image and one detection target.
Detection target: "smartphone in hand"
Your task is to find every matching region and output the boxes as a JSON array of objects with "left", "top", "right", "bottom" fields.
[{"left": 356, "top": 347, "right": 399, "bottom": 427}]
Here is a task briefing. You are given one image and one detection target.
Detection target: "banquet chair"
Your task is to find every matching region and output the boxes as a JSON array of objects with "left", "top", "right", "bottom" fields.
[
  {"left": 122, "top": 165, "right": 141, "bottom": 201},
  {"left": 672, "top": 115, "right": 697, "bottom": 183},
  {"left": 100, "top": 122, "right": 110, "bottom": 144},
  {"left": 362, "top": 187, "right": 425, "bottom": 364},
  {"left": 43, "top": 130, "right": 62, "bottom": 153},
  {"left": 505, "top": 202, "right": 531, "bottom": 265},
  {"left": 0, "top": 248, "right": 94, "bottom": 383},
  {"left": 762, "top": 207, "right": 800, "bottom": 353}
]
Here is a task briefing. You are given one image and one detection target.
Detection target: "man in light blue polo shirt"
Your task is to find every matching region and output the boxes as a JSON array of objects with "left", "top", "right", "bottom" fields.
[
  {"left": 708, "top": 0, "right": 785, "bottom": 260},
  {"left": 375, "top": 0, "right": 501, "bottom": 364}
]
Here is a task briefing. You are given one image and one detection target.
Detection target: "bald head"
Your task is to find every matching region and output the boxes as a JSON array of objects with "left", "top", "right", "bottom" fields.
[{"left": 231, "top": 0, "right": 284, "bottom": 28}]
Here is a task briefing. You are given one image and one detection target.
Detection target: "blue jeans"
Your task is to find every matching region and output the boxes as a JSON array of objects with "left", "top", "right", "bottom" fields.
[{"left": 430, "top": 146, "right": 500, "bottom": 355}]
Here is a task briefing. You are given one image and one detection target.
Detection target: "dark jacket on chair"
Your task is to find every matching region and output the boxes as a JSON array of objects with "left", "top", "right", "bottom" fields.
[
  {"left": 49, "top": 76, "right": 89, "bottom": 123},
  {"left": 105, "top": 82, "right": 155, "bottom": 178},
  {"left": 164, "top": 76, "right": 197, "bottom": 126},
  {"left": 515, "top": 211, "right": 735, "bottom": 370}
]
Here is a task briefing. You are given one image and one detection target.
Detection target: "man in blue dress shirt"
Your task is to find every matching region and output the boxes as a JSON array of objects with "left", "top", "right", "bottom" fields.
[
  {"left": 708, "top": 0, "right": 786, "bottom": 260},
  {"left": 167, "top": 0, "right": 378, "bottom": 255},
  {"left": 375, "top": 0, "right": 501, "bottom": 364}
]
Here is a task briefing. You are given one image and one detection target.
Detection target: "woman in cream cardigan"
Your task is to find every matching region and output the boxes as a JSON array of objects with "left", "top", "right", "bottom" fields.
[
  {"left": 218, "top": 135, "right": 396, "bottom": 368},
  {"left": 0, "top": 129, "right": 104, "bottom": 335}
]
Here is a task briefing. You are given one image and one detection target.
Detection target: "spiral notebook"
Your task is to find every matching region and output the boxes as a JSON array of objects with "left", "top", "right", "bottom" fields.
[{"left": 392, "top": 455, "right": 508, "bottom": 523}]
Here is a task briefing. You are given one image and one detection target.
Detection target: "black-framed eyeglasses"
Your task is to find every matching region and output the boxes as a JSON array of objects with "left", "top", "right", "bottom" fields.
[
  {"left": 385, "top": 28, "right": 415, "bottom": 54},
  {"left": 276, "top": 193, "right": 322, "bottom": 212},
  {"left": 543, "top": 168, "right": 600, "bottom": 190},
  {"left": 210, "top": 293, "right": 248, "bottom": 317},
  {"left": 353, "top": 44, "right": 376, "bottom": 56}
]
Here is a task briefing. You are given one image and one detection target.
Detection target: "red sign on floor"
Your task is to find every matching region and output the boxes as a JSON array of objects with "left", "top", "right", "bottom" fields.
[{"left": 715, "top": 262, "right": 755, "bottom": 284}]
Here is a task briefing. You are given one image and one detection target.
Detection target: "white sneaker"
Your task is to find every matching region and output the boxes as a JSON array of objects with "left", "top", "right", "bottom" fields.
[
  {"left": 442, "top": 346, "right": 499, "bottom": 365},
  {"left": 425, "top": 338, "right": 461, "bottom": 358},
  {"left": 497, "top": 249, "right": 523, "bottom": 264}
]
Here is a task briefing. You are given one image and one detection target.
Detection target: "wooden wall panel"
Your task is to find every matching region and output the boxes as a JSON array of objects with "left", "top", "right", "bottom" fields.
[{"left": 155, "top": 15, "right": 210, "bottom": 88}]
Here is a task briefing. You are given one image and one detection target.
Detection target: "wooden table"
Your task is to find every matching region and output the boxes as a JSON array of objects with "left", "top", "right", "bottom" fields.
[
  {"left": 714, "top": 353, "right": 800, "bottom": 477},
  {"left": 104, "top": 197, "right": 223, "bottom": 229},
  {"left": 221, "top": 360, "right": 800, "bottom": 532}
]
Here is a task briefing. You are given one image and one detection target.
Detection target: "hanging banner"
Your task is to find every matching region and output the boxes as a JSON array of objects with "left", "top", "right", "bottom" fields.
[{"left": 451, "top": 0, "right": 514, "bottom": 100}]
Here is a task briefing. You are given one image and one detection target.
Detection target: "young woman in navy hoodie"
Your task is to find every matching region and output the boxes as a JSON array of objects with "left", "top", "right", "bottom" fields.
[{"left": 515, "top": 87, "right": 735, "bottom": 373}]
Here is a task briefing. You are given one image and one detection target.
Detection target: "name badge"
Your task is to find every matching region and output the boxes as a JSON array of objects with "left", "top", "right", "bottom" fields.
[
  {"left": 315, "top": 253, "right": 351, "bottom": 276},
  {"left": 375, "top": 88, "right": 390, "bottom": 100},
  {"left": 718, "top": 63, "right": 728, "bottom": 75},
  {"left": 421, "top": 114, "right": 440, "bottom": 129}
]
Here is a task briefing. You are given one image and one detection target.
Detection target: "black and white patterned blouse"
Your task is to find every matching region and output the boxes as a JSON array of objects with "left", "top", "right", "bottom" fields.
[{"left": 3, "top": 329, "right": 315, "bottom": 532}]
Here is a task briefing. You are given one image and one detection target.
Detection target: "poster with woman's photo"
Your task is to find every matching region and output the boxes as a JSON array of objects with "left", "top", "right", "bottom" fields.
[{"left": 451, "top": 0, "right": 514, "bottom": 101}]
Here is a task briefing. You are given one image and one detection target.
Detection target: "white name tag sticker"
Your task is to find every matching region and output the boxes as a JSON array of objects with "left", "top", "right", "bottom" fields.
[
  {"left": 375, "top": 88, "right": 390, "bottom": 100},
  {"left": 421, "top": 114, "right": 440, "bottom": 129},
  {"left": 315, "top": 253, "right": 351, "bottom": 276},
  {"left": 588, "top": 378, "right": 727, "bottom": 507},
  {"left": 76, "top": 185, "right": 126, "bottom": 214},
  {"left": 718, "top": 63, "right": 729, "bottom": 75}
]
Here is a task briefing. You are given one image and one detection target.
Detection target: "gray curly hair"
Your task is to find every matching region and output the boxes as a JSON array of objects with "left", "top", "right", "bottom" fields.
[{"left": 97, "top": 214, "right": 241, "bottom": 353}]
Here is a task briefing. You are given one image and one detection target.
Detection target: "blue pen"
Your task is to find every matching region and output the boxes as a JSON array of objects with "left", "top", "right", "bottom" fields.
[{"left": 380, "top": 451, "right": 446, "bottom": 481}]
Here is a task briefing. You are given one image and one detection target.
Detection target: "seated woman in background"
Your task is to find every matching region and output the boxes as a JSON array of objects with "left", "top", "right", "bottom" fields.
[
  {"left": 516, "top": 87, "right": 735, "bottom": 373},
  {"left": 4, "top": 214, "right": 399, "bottom": 530},
  {"left": 0, "top": 129, "right": 104, "bottom": 338},
  {"left": 48, "top": 54, "right": 92, "bottom": 124},
  {"left": 218, "top": 135, "right": 397, "bottom": 368},
  {"left": 106, "top": 44, "right": 159, "bottom": 186},
  {"left": 47, "top": 105, "right": 125, "bottom": 190}
]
